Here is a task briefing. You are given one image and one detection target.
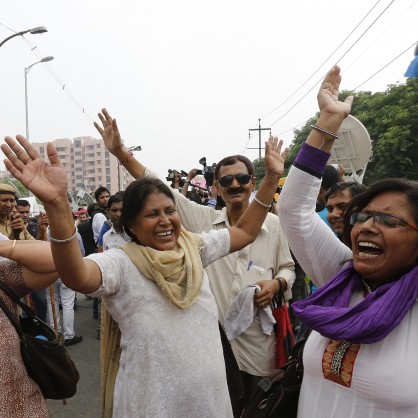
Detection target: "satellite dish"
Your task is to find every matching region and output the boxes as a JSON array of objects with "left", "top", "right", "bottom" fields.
[
  {"left": 327, "top": 115, "right": 372, "bottom": 183},
  {"left": 69, "top": 188, "right": 95, "bottom": 211}
]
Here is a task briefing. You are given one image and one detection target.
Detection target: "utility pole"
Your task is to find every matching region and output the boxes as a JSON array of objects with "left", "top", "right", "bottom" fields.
[{"left": 248, "top": 119, "right": 271, "bottom": 159}]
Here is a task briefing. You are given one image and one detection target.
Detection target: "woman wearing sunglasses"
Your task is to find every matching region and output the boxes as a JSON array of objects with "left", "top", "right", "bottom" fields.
[{"left": 277, "top": 65, "right": 418, "bottom": 418}]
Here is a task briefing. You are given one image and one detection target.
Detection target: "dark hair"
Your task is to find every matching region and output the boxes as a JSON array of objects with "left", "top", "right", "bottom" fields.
[
  {"left": 107, "top": 192, "right": 124, "bottom": 210},
  {"left": 325, "top": 181, "right": 367, "bottom": 202},
  {"left": 214, "top": 155, "right": 254, "bottom": 180},
  {"left": 16, "top": 199, "right": 31, "bottom": 207},
  {"left": 120, "top": 178, "right": 175, "bottom": 243},
  {"left": 94, "top": 186, "right": 110, "bottom": 202},
  {"left": 321, "top": 165, "right": 340, "bottom": 191},
  {"left": 342, "top": 178, "right": 418, "bottom": 248},
  {"left": 87, "top": 203, "right": 96, "bottom": 217}
]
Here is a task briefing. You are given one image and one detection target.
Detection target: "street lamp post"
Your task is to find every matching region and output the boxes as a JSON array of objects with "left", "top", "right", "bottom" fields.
[
  {"left": 118, "top": 145, "right": 142, "bottom": 190},
  {"left": 24, "top": 56, "right": 54, "bottom": 140},
  {"left": 0, "top": 26, "right": 47, "bottom": 48}
]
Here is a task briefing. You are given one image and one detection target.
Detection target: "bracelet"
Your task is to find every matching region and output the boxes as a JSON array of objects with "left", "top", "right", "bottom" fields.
[
  {"left": 8, "top": 239, "right": 17, "bottom": 260},
  {"left": 310, "top": 125, "right": 339, "bottom": 140},
  {"left": 253, "top": 196, "right": 271, "bottom": 209},
  {"left": 121, "top": 150, "right": 134, "bottom": 166},
  {"left": 49, "top": 226, "right": 78, "bottom": 244}
]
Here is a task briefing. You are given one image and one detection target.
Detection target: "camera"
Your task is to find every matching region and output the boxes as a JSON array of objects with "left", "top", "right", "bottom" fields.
[
  {"left": 166, "top": 169, "right": 187, "bottom": 182},
  {"left": 199, "top": 157, "right": 216, "bottom": 187}
]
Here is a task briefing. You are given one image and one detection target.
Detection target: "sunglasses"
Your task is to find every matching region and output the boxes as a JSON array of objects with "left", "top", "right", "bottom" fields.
[
  {"left": 350, "top": 212, "right": 418, "bottom": 231},
  {"left": 217, "top": 173, "right": 253, "bottom": 188}
]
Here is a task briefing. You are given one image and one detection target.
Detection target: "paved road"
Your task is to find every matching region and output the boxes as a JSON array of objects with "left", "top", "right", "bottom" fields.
[{"left": 47, "top": 295, "right": 101, "bottom": 418}]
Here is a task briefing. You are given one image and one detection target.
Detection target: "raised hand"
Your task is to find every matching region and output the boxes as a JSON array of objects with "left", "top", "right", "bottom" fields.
[
  {"left": 264, "top": 135, "right": 288, "bottom": 180},
  {"left": 317, "top": 65, "right": 353, "bottom": 121},
  {"left": 1, "top": 135, "right": 68, "bottom": 204},
  {"left": 94, "top": 108, "right": 123, "bottom": 157}
]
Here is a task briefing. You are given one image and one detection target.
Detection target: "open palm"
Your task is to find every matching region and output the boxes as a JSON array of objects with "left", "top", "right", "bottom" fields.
[
  {"left": 1, "top": 135, "right": 68, "bottom": 204},
  {"left": 264, "top": 136, "right": 288, "bottom": 179}
]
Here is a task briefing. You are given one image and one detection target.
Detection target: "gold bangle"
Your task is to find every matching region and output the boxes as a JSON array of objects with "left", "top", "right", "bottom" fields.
[{"left": 8, "top": 239, "right": 17, "bottom": 260}]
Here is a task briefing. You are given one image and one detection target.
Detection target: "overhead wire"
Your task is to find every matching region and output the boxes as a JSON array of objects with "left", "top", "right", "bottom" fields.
[
  {"left": 258, "top": 0, "right": 383, "bottom": 121},
  {"left": 265, "top": 0, "right": 396, "bottom": 130},
  {"left": 352, "top": 40, "right": 417, "bottom": 90},
  {"left": 246, "top": 0, "right": 392, "bottom": 148},
  {"left": 1, "top": 21, "right": 95, "bottom": 123},
  {"left": 21, "top": 36, "right": 95, "bottom": 122}
]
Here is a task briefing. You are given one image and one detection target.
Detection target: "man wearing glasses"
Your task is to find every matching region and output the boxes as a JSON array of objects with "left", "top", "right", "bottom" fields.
[{"left": 94, "top": 109, "right": 295, "bottom": 416}]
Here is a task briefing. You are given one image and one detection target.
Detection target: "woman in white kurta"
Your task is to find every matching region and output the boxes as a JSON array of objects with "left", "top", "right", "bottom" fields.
[
  {"left": 89, "top": 229, "right": 231, "bottom": 417},
  {"left": 278, "top": 66, "right": 418, "bottom": 418},
  {"left": 1, "top": 133, "right": 286, "bottom": 418}
]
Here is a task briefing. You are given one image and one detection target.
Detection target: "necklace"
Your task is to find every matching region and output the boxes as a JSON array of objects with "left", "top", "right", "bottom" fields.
[{"left": 362, "top": 278, "right": 372, "bottom": 294}]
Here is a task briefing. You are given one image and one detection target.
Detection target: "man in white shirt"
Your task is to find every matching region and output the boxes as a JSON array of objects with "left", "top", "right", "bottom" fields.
[
  {"left": 92, "top": 186, "right": 110, "bottom": 243},
  {"left": 101, "top": 192, "right": 131, "bottom": 251}
]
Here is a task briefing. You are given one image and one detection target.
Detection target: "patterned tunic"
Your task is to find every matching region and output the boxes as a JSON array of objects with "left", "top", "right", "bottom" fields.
[{"left": 0, "top": 260, "right": 50, "bottom": 418}]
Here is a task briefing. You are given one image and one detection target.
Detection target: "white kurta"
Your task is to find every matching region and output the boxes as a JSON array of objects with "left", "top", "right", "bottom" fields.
[
  {"left": 278, "top": 164, "right": 418, "bottom": 418},
  {"left": 88, "top": 229, "right": 233, "bottom": 418}
]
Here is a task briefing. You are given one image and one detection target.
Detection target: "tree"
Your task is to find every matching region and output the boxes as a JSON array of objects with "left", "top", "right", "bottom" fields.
[
  {"left": 0, "top": 178, "right": 30, "bottom": 198},
  {"left": 282, "top": 78, "right": 418, "bottom": 183},
  {"left": 253, "top": 157, "right": 266, "bottom": 189}
]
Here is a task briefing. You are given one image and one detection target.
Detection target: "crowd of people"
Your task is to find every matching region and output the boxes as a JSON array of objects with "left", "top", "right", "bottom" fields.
[{"left": 0, "top": 65, "right": 417, "bottom": 418}]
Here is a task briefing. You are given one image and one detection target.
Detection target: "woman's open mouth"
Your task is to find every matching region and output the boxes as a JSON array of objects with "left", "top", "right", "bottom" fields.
[{"left": 357, "top": 241, "right": 384, "bottom": 258}]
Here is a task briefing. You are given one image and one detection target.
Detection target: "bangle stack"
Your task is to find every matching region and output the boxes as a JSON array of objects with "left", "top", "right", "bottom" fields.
[
  {"left": 49, "top": 226, "right": 78, "bottom": 244},
  {"left": 311, "top": 125, "right": 339, "bottom": 144}
]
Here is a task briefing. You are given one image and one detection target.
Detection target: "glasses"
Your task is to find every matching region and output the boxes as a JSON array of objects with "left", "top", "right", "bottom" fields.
[
  {"left": 217, "top": 173, "right": 252, "bottom": 188},
  {"left": 350, "top": 212, "right": 418, "bottom": 231}
]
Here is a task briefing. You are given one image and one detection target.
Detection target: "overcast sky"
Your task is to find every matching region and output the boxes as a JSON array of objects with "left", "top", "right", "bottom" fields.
[{"left": 1, "top": 0, "right": 417, "bottom": 181}]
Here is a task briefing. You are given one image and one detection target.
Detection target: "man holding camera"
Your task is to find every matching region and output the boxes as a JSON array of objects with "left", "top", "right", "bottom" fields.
[
  {"left": 95, "top": 109, "right": 295, "bottom": 416},
  {"left": 0, "top": 184, "right": 34, "bottom": 240}
]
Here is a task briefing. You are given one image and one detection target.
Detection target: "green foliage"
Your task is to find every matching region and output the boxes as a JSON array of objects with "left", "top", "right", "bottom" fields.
[
  {"left": 279, "top": 78, "right": 418, "bottom": 183},
  {"left": 253, "top": 157, "right": 266, "bottom": 189},
  {"left": 0, "top": 178, "right": 29, "bottom": 198}
]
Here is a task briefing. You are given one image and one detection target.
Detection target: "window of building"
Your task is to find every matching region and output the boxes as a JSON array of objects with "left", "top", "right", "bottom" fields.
[
  {"left": 106, "top": 168, "right": 110, "bottom": 175},
  {"left": 74, "top": 140, "right": 81, "bottom": 147},
  {"left": 75, "top": 151, "right": 81, "bottom": 156},
  {"left": 75, "top": 159, "right": 82, "bottom": 164},
  {"left": 76, "top": 175, "right": 83, "bottom": 180},
  {"left": 40, "top": 146, "right": 44, "bottom": 154}
]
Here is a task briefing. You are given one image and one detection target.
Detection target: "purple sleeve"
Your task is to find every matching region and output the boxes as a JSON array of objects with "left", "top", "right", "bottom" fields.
[{"left": 294, "top": 142, "right": 330, "bottom": 178}]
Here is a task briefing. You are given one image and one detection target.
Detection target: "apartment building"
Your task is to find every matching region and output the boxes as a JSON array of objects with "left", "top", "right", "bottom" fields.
[{"left": 27, "top": 136, "right": 135, "bottom": 195}]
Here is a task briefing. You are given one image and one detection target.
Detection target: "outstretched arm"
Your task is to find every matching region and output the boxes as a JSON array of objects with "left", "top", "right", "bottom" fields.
[
  {"left": 305, "top": 65, "right": 353, "bottom": 151},
  {"left": 1, "top": 136, "right": 102, "bottom": 294},
  {"left": 181, "top": 169, "right": 198, "bottom": 196},
  {"left": 0, "top": 240, "right": 58, "bottom": 290},
  {"left": 228, "top": 136, "right": 288, "bottom": 253},
  {"left": 277, "top": 65, "right": 353, "bottom": 285},
  {"left": 94, "top": 108, "right": 146, "bottom": 179}
]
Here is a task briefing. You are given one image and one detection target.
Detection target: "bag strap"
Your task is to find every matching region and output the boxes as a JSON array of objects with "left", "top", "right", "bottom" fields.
[
  {"left": 0, "top": 293, "right": 25, "bottom": 340},
  {"left": 271, "top": 278, "right": 286, "bottom": 309},
  {"left": 0, "top": 280, "right": 36, "bottom": 318}
]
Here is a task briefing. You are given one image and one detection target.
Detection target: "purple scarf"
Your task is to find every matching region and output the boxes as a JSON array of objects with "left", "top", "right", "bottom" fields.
[{"left": 292, "top": 263, "right": 418, "bottom": 344}]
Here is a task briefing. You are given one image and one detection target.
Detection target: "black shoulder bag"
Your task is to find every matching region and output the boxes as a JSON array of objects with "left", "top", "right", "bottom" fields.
[
  {"left": 241, "top": 334, "right": 309, "bottom": 418},
  {"left": 0, "top": 280, "right": 80, "bottom": 399}
]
